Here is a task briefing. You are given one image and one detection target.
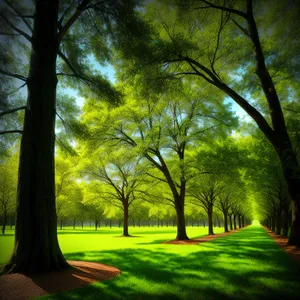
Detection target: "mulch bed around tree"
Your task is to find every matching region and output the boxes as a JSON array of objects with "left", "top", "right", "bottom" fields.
[
  {"left": 0, "top": 260, "right": 121, "bottom": 300},
  {"left": 164, "top": 227, "right": 246, "bottom": 245},
  {"left": 263, "top": 226, "right": 300, "bottom": 264}
]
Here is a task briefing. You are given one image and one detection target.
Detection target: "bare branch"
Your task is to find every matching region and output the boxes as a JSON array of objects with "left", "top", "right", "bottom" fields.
[
  {"left": 0, "top": 11, "right": 32, "bottom": 42},
  {"left": 195, "top": 0, "right": 247, "bottom": 18},
  {"left": 0, "top": 105, "right": 26, "bottom": 118},
  {"left": 4, "top": 0, "right": 33, "bottom": 32},
  {"left": 0, "top": 68, "right": 27, "bottom": 81},
  {"left": 0, "top": 129, "right": 23, "bottom": 135},
  {"left": 231, "top": 18, "right": 250, "bottom": 37}
]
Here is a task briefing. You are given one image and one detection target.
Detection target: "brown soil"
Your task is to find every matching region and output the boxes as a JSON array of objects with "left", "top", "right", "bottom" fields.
[
  {"left": 164, "top": 227, "right": 246, "bottom": 245},
  {"left": 263, "top": 227, "right": 300, "bottom": 264},
  {"left": 0, "top": 260, "right": 121, "bottom": 300}
]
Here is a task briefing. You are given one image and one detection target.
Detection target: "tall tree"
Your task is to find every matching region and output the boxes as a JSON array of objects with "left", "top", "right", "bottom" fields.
[
  {"left": 0, "top": 0, "right": 145, "bottom": 273},
  {"left": 0, "top": 153, "right": 17, "bottom": 234},
  {"left": 83, "top": 81, "right": 236, "bottom": 239},
  {"left": 80, "top": 148, "right": 147, "bottom": 236},
  {"left": 127, "top": 0, "right": 300, "bottom": 245}
]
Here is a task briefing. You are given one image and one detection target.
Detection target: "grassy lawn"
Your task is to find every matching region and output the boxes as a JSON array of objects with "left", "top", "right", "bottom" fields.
[{"left": 1, "top": 225, "right": 300, "bottom": 299}]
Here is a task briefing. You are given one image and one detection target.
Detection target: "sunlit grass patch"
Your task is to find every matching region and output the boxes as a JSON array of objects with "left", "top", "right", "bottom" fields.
[{"left": 1, "top": 225, "right": 299, "bottom": 299}]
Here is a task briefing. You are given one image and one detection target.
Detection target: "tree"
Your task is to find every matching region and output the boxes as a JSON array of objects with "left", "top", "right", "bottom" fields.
[
  {"left": 189, "top": 177, "right": 222, "bottom": 235},
  {"left": 82, "top": 181, "right": 106, "bottom": 230},
  {"left": 81, "top": 148, "right": 147, "bottom": 236},
  {"left": 84, "top": 79, "right": 236, "bottom": 240},
  {"left": 0, "top": 153, "right": 17, "bottom": 234},
  {"left": 0, "top": 0, "right": 146, "bottom": 273},
  {"left": 127, "top": 0, "right": 300, "bottom": 245}
]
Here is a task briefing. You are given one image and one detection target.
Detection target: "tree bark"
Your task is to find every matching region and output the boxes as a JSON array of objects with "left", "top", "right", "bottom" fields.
[
  {"left": 3, "top": 0, "right": 69, "bottom": 273},
  {"left": 275, "top": 215, "right": 281, "bottom": 235},
  {"left": 229, "top": 214, "right": 233, "bottom": 231},
  {"left": 233, "top": 215, "right": 237, "bottom": 230},
  {"left": 175, "top": 201, "right": 189, "bottom": 240},
  {"left": 2, "top": 212, "right": 7, "bottom": 234},
  {"left": 223, "top": 212, "right": 228, "bottom": 233},
  {"left": 123, "top": 202, "right": 129, "bottom": 236},
  {"left": 208, "top": 211, "right": 214, "bottom": 235},
  {"left": 271, "top": 216, "right": 276, "bottom": 232}
]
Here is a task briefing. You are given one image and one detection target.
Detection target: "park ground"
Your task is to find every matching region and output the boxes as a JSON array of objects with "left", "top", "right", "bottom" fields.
[{"left": 0, "top": 225, "right": 299, "bottom": 299}]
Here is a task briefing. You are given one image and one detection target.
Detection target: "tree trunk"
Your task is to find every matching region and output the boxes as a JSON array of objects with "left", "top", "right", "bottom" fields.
[
  {"left": 3, "top": 0, "right": 69, "bottom": 274},
  {"left": 208, "top": 211, "right": 214, "bottom": 235},
  {"left": 60, "top": 219, "right": 63, "bottom": 230},
  {"left": 123, "top": 202, "right": 129, "bottom": 236},
  {"left": 175, "top": 202, "right": 189, "bottom": 240},
  {"left": 275, "top": 215, "right": 281, "bottom": 235},
  {"left": 233, "top": 215, "right": 237, "bottom": 230},
  {"left": 2, "top": 212, "right": 7, "bottom": 234},
  {"left": 241, "top": 216, "right": 245, "bottom": 228},
  {"left": 223, "top": 212, "right": 228, "bottom": 233},
  {"left": 282, "top": 212, "right": 289, "bottom": 237},
  {"left": 203, "top": 220, "right": 205, "bottom": 227},
  {"left": 271, "top": 216, "right": 276, "bottom": 232},
  {"left": 238, "top": 215, "right": 242, "bottom": 228},
  {"left": 73, "top": 219, "right": 76, "bottom": 230},
  {"left": 229, "top": 215, "right": 233, "bottom": 231}
]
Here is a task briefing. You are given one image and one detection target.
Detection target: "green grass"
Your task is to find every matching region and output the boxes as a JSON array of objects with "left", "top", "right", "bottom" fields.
[{"left": 1, "top": 225, "right": 299, "bottom": 299}]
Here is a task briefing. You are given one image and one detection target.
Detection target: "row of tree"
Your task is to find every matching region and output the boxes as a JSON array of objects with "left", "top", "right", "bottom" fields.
[{"left": 0, "top": 0, "right": 299, "bottom": 274}]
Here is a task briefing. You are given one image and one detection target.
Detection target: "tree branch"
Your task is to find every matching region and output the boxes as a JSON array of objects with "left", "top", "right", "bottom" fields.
[
  {"left": 195, "top": 0, "right": 247, "bottom": 18},
  {"left": 0, "top": 130, "right": 23, "bottom": 135},
  {"left": 0, "top": 11, "right": 32, "bottom": 42},
  {"left": 0, "top": 106, "right": 26, "bottom": 118},
  {"left": 58, "top": 0, "right": 90, "bottom": 43},
  {"left": 0, "top": 68, "right": 27, "bottom": 81},
  {"left": 4, "top": 0, "right": 33, "bottom": 32}
]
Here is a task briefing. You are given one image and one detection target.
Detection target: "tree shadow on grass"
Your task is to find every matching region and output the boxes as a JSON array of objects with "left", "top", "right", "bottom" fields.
[{"left": 40, "top": 227, "right": 300, "bottom": 300}]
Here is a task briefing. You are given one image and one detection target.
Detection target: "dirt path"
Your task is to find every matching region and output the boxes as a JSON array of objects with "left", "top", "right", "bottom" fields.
[
  {"left": 0, "top": 260, "right": 120, "bottom": 300},
  {"left": 263, "top": 226, "right": 300, "bottom": 264},
  {"left": 164, "top": 227, "right": 246, "bottom": 245}
]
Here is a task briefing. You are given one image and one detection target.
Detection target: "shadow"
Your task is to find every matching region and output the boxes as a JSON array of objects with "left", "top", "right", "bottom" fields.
[
  {"left": 0, "top": 261, "right": 120, "bottom": 300},
  {"left": 41, "top": 226, "right": 300, "bottom": 300},
  {"left": 57, "top": 229, "right": 123, "bottom": 235}
]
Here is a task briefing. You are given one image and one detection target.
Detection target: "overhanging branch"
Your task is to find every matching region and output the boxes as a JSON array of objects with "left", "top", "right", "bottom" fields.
[
  {"left": 0, "top": 11, "right": 32, "bottom": 42},
  {"left": 0, "top": 106, "right": 26, "bottom": 118},
  {"left": 0, "top": 129, "right": 23, "bottom": 135},
  {"left": 0, "top": 68, "right": 27, "bottom": 81}
]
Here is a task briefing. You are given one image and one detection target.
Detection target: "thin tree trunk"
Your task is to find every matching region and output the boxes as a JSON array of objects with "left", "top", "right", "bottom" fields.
[
  {"left": 2, "top": 212, "right": 7, "bottom": 234},
  {"left": 60, "top": 219, "right": 63, "bottom": 230},
  {"left": 3, "top": 0, "right": 69, "bottom": 273},
  {"left": 282, "top": 212, "right": 289, "bottom": 237},
  {"left": 229, "top": 214, "right": 233, "bottom": 231},
  {"left": 81, "top": 220, "right": 83, "bottom": 229},
  {"left": 208, "top": 211, "right": 214, "bottom": 235},
  {"left": 123, "top": 203, "right": 129, "bottom": 236},
  {"left": 275, "top": 215, "right": 281, "bottom": 235},
  {"left": 233, "top": 215, "right": 237, "bottom": 230},
  {"left": 223, "top": 212, "right": 228, "bottom": 233},
  {"left": 95, "top": 220, "right": 98, "bottom": 231},
  {"left": 271, "top": 216, "right": 276, "bottom": 232},
  {"left": 73, "top": 219, "right": 75, "bottom": 230}
]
